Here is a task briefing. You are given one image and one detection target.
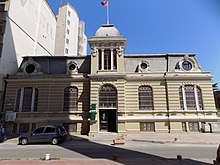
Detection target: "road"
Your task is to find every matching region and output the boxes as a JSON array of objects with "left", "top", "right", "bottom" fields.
[{"left": 0, "top": 139, "right": 217, "bottom": 164}]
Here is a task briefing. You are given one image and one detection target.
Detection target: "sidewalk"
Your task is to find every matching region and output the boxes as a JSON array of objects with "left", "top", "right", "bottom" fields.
[
  {"left": 89, "top": 132, "right": 220, "bottom": 145},
  {"left": 127, "top": 132, "right": 220, "bottom": 145}
]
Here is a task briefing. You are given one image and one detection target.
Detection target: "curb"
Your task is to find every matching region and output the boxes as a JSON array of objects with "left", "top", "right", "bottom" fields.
[{"left": 131, "top": 139, "right": 219, "bottom": 145}]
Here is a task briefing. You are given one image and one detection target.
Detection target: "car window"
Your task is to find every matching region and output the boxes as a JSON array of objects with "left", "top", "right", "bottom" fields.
[
  {"left": 58, "top": 126, "right": 67, "bottom": 134},
  {"left": 44, "top": 127, "right": 56, "bottom": 133},
  {"left": 33, "top": 127, "right": 44, "bottom": 134}
]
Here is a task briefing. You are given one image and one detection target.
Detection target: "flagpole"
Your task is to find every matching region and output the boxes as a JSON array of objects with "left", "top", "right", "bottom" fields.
[{"left": 107, "top": 0, "right": 109, "bottom": 24}]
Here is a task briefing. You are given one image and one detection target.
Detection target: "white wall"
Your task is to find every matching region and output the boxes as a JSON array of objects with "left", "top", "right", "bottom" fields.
[
  {"left": 0, "top": 0, "right": 56, "bottom": 79},
  {"left": 54, "top": 3, "right": 79, "bottom": 56}
]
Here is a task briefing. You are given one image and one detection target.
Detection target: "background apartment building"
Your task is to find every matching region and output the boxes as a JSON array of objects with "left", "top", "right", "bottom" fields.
[{"left": 54, "top": 3, "right": 87, "bottom": 56}]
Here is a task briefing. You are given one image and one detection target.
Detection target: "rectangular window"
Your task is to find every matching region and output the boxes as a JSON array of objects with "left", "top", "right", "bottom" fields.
[
  {"left": 0, "top": 4, "right": 5, "bottom": 11},
  {"left": 63, "top": 123, "right": 77, "bottom": 133},
  {"left": 22, "top": 87, "right": 33, "bottom": 112},
  {"left": 104, "top": 49, "right": 111, "bottom": 70},
  {"left": 19, "top": 123, "right": 29, "bottom": 133},
  {"left": 67, "top": 29, "right": 70, "bottom": 35},
  {"left": 98, "top": 50, "right": 102, "bottom": 70},
  {"left": 140, "top": 122, "right": 155, "bottom": 132},
  {"left": 182, "top": 122, "right": 187, "bottom": 132},
  {"left": 68, "top": 11, "right": 71, "bottom": 17},
  {"left": 15, "top": 87, "right": 38, "bottom": 112},
  {"left": 66, "top": 38, "right": 69, "bottom": 44},
  {"left": 113, "top": 49, "right": 117, "bottom": 70},
  {"left": 188, "top": 122, "right": 199, "bottom": 132},
  {"left": 65, "top": 48, "right": 68, "bottom": 54},
  {"left": 179, "top": 85, "right": 203, "bottom": 110},
  {"left": 67, "top": 20, "right": 70, "bottom": 25}
]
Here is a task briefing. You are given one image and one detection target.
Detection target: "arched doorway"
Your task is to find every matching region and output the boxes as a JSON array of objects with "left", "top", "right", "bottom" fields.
[{"left": 99, "top": 85, "right": 117, "bottom": 132}]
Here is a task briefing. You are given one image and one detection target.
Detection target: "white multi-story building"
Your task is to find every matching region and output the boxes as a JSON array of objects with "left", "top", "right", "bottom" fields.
[
  {"left": 54, "top": 3, "right": 87, "bottom": 56},
  {"left": 0, "top": 0, "right": 57, "bottom": 110}
]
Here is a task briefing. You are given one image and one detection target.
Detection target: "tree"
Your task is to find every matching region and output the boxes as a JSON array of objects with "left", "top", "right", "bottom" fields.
[{"left": 213, "top": 83, "right": 219, "bottom": 92}]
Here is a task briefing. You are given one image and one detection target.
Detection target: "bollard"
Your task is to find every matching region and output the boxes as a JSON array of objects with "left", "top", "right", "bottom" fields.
[
  {"left": 112, "top": 154, "right": 118, "bottom": 161},
  {"left": 45, "top": 153, "right": 50, "bottom": 160},
  {"left": 177, "top": 155, "right": 182, "bottom": 161}
]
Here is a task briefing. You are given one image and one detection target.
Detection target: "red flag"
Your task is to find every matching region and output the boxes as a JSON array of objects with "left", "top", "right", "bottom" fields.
[{"left": 101, "top": 0, "right": 108, "bottom": 6}]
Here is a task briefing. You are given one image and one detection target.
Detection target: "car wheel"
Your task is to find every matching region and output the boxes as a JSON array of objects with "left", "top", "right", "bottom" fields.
[
  {"left": 21, "top": 138, "right": 28, "bottom": 145},
  {"left": 51, "top": 138, "right": 58, "bottom": 145}
]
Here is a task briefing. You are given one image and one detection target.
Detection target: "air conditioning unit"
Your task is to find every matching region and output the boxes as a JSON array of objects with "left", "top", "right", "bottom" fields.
[{"left": 5, "top": 111, "right": 16, "bottom": 122}]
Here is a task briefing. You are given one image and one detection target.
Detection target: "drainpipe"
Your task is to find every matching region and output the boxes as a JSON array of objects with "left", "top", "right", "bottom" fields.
[
  {"left": 165, "top": 55, "right": 171, "bottom": 133},
  {"left": 165, "top": 76, "right": 171, "bottom": 133},
  {"left": 1, "top": 74, "right": 9, "bottom": 120}
]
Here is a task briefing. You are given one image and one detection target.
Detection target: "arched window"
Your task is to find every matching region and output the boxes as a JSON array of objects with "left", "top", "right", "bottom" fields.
[
  {"left": 139, "top": 86, "right": 153, "bottom": 110},
  {"left": 15, "top": 87, "right": 38, "bottom": 112},
  {"left": 99, "top": 85, "right": 117, "bottom": 108},
  {"left": 179, "top": 85, "right": 203, "bottom": 110},
  {"left": 63, "top": 87, "right": 78, "bottom": 111}
]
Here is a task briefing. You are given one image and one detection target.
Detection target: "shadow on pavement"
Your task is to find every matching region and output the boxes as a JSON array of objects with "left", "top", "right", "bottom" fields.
[{"left": 59, "top": 135, "right": 212, "bottom": 165}]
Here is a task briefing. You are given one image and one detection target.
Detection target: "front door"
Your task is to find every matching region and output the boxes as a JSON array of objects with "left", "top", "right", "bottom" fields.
[{"left": 99, "top": 109, "right": 117, "bottom": 132}]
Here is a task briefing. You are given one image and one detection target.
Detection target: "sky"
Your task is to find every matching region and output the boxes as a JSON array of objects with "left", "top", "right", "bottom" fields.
[{"left": 47, "top": 0, "right": 220, "bottom": 85}]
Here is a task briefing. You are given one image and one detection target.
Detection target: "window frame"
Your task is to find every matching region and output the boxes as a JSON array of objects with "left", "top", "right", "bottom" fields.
[
  {"left": 99, "top": 85, "right": 117, "bottom": 109},
  {"left": 140, "top": 122, "right": 155, "bottom": 132},
  {"left": 138, "top": 86, "right": 154, "bottom": 110},
  {"left": 179, "top": 85, "right": 203, "bottom": 110},
  {"left": 15, "top": 87, "right": 38, "bottom": 112},
  {"left": 63, "top": 86, "right": 78, "bottom": 111}
]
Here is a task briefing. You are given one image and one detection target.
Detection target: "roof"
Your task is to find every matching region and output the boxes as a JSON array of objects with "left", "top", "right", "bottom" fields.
[{"left": 95, "top": 24, "right": 120, "bottom": 37}]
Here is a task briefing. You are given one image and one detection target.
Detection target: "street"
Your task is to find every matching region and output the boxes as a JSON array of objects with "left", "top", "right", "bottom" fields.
[{"left": 0, "top": 138, "right": 217, "bottom": 164}]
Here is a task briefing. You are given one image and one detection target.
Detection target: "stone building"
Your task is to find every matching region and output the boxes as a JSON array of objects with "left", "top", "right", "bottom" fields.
[
  {"left": 2, "top": 24, "right": 218, "bottom": 135},
  {"left": 214, "top": 91, "right": 220, "bottom": 110},
  {"left": 0, "top": 1, "right": 87, "bottom": 113}
]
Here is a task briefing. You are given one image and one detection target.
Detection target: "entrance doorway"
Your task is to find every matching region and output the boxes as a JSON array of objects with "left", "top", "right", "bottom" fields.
[{"left": 99, "top": 109, "right": 117, "bottom": 132}]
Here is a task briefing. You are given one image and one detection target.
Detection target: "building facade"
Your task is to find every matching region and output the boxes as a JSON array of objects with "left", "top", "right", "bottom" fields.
[
  {"left": 0, "top": 1, "right": 87, "bottom": 112},
  {"left": 214, "top": 91, "right": 220, "bottom": 110},
  {"left": 2, "top": 24, "right": 218, "bottom": 135},
  {"left": 0, "top": 0, "right": 57, "bottom": 111},
  {"left": 54, "top": 3, "right": 87, "bottom": 56}
]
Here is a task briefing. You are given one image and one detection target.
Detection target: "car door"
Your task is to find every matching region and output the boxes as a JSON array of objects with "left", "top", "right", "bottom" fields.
[
  {"left": 30, "top": 127, "right": 45, "bottom": 143},
  {"left": 43, "top": 126, "right": 56, "bottom": 143}
]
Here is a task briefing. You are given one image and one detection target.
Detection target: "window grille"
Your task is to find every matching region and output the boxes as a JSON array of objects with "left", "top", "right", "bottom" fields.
[
  {"left": 63, "top": 87, "right": 78, "bottom": 111},
  {"left": 188, "top": 122, "right": 199, "bottom": 132},
  {"left": 99, "top": 85, "right": 117, "bottom": 108},
  {"left": 139, "top": 86, "right": 153, "bottom": 110},
  {"left": 185, "top": 85, "right": 196, "bottom": 110},
  {"left": 179, "top": 85, "right": 203, "bottom": 110},
  {"left": 15, "top": 87, "right": 38, "bottom": 112},
  {"left": 140, "top": 122, "right": 155, "bottom": 132},
  {"left": 179, "top": 87, "right": 184, "bottom": 110},
  {"left": 197, "top": 87, "right": 203, "bottom": 110}
]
